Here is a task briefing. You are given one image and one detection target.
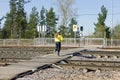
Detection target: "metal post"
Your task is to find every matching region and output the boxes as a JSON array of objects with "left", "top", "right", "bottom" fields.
[
  {"left": 104, "top": 30, "right": 106, "bottom": 47},
  {"left": 39, "top": 25, "right": 41, "bottom": 38},
  {"left": 111, "top": 0, "right": 113, "bottom": 47},
  {"left": 80, "top": 31, "right": 83, "bottom": 46},
  {"left": 74, "top": 32, "right": 76, "bottom": 45}
]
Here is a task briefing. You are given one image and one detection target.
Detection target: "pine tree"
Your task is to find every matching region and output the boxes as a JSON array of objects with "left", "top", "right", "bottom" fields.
[
  {"left": 46, "top": 7, "right": 58, "bottom": 37},
  {"left": 94, "top": 5, "right": 108, "bottom": 38},
  {"left": 26, "top": 7, "right": 39, "bottom": 38},
  {"left": 3, "top": 0, "right": 17, "bottom": 38},
  {"left": 39, "top": 6, "right": 46, "bottom": 38},
  {"left": 113, "top": 24, "right": 120, "bottom": 39},
  {"left": 15, "top": 0, "right": 28, "bottom": 38},
  {"left": 39, "top": 6, "right": 46, "bottom": 27},
  {"left": 3, "top": 0, "right": 29, "bottom": 38}
]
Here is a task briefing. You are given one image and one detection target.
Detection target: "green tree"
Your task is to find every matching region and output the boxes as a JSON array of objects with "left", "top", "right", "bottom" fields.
[
  {"left": 39, "top": 6, "right": 46, "bottom": 37},
  {"left": 94, "top": 5, "right": 108, "bottom": 38},
  {"left": 113, "top": 24, "right": 120, "bottom": 39},
  {"left": 15, "top": 0, "right": 29, "bottom": 38},
  {"left": 3, "top": 0, "right": 17, "bottom": 38},
  {"left": 58, "top": 25, "right": 66, "bottom": 37},
  {"left": 3, "top": 0, "right": 29, "bottom": 39},
  {"left": 46, "top": 7, "right": 58, "bottom": 37},
  {"left": 105, "top": 26, "right": 111, "bottom": 38},
  {"left": 26, "top": 7, "right": 39, "bottom": 38},
  {"left": 39, "top": 6, "right": 46, "bottom": 27}
]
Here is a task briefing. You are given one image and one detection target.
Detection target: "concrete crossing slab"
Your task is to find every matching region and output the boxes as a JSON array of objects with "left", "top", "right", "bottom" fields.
[{"left": 0, "top": 48, "right": 83, "bottom": 80}]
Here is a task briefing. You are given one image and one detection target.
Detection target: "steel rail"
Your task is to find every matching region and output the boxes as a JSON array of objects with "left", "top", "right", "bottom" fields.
[
  {"left": 80, "top": 50, "right": 120, "bottom": 57},
  {"left": 67, "top": 60, "right": 120, "bottom": 66},
  {"left": 0, "top": 61, "right": 9, "bottom": 66},
  {"left": 56, "top": 60, "right": 120, "bottom": 71},
  {"left": 56, "top": 64, "right": 120, "bottom": 71}
]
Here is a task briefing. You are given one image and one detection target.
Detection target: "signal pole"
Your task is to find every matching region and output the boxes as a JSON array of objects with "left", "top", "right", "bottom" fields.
[{"left": 111, "top": 0, "right": 113, "bottom": 47}]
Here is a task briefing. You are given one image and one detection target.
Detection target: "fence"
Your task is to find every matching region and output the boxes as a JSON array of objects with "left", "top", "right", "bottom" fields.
[{"left": 0, "top": 38, "right": 120, "bottom": 47}]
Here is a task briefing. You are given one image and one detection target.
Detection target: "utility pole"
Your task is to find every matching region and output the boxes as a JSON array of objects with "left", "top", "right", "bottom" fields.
[{"left": 111, "top": 0, "right": 113, "bottom": 47}]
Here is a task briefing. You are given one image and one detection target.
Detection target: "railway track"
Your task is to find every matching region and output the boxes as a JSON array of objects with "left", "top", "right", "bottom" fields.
[
  {"left": 80, "top": 50, "right": 120, "bottom": 58},
  {"left": 0, "top": 46, "right": 49, "bottom": 66},
  {"left": 0, "top": 57, "right": 31, "bottom": 67},
  {"left": 54, "top": 50, "right": 120, "bottom": 71},
  {"left": 56, "top": 60, "right": 120, "bottom": 71},
  {"left": 1, "top": 47, "right": 120, "bottom": 80},
  {"left": 0, "top": 57, "right": 31, "bottom": 62},
  {"left": 0, "top": 61, "right": 8, "bottom": 66},
  {"left": 0, "top": 46, "right": 78, "bottom": 67}
]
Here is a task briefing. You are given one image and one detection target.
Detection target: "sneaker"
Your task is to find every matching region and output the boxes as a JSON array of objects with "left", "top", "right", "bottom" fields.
[{"left": 57, "top": 52, "right": 60, "bottom": 56}]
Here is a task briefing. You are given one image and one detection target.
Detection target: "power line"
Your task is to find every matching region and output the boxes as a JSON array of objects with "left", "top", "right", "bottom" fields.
[
  {"left": 77, "top": 13, "right": 120, "bottom": 16},
  {"left": 58, "top": 13, "right": 120, "bottom": 17}
]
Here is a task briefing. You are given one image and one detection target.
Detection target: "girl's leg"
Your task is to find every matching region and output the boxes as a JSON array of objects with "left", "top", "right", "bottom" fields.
[{"left": 57, "top": 42, "right": 61, "bottom": 56}]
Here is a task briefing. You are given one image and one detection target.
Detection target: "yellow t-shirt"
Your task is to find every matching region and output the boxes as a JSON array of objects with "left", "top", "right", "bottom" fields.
[{"left": 54, "top": 34, "right": 63, "bottom": 42}]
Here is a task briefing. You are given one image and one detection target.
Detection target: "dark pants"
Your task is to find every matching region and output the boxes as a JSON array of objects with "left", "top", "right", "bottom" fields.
[{"left": 55, "top": 42, "right": 61, "bottom": 53}]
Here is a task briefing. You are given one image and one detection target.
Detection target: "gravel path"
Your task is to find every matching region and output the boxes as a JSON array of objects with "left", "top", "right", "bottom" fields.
[{"left": 17, "top": 68, "right": 120, "bottom": 80}]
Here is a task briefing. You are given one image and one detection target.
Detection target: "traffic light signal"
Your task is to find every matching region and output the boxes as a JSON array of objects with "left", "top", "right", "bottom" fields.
[{"left": 80, "top": 26, "right": 83, "bottom": 31}]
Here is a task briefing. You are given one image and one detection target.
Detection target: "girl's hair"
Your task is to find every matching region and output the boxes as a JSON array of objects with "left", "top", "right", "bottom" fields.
[{"left": 54, "top": 33, "right": 58, "bottom": 38}]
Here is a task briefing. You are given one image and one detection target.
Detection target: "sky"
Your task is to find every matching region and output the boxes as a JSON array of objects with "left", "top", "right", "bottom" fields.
[{"left": 0, "top": 0, "right": 120, "bottom": 36}]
